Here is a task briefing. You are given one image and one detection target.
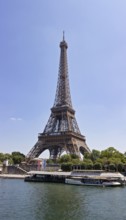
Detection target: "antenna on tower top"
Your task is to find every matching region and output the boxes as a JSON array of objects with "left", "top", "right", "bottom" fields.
[{"left": 63, "top": 31, "right": 65, "bottom": 41}]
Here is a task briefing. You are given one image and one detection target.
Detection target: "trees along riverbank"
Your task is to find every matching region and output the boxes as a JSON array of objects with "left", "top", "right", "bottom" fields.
[
  {"left": 0, "top": 151, "right": 25, "bottom": 165},
  {"left": 47, "top": 147, "right": 126, "bottom": 172},
  {"left": 1, "top": 147, "right": 126, "bottom": 173}
]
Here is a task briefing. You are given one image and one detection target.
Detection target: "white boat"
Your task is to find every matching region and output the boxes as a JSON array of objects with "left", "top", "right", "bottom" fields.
[
  {"left": 65, "top": 170, "right": 125, "bottom": 187},
  {"left": 65, "top": 176, "right": 122, "bottom": 186}
]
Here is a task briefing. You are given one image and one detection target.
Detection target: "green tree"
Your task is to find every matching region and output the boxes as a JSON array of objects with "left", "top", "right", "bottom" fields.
[
  {"left": 91, "top": 149, "right": 101, "bottom": 162},
  {"left": 0, "top": 153, "right": 5, "bottom": 163},
  {"left": 71, "top": 159, "right": 80, "bottom": 165},
  {"left": 82, "top": 158, "right": 93, "bottom": 169},
  {"left": 84, "top": 152, "right": 91, "bottom": 160},
  {"left": 117, "top": 163, "right": 124, "bottom": 172},
  {"left": 46, "top": 159, "right": 54, "bottom": 164},
  {"left": 100, "top": 147, "right": 121, "bottom": 159},
  {"left": 109, "top": 163, "right": 116, "bottom": 171},
  {"left": 61, "top": 162, "right": 73, "bottom": 171},
  {"left": 59, "top": 154, "right": 71, "bottom": 163},
  {"left": 11, "top": 151, "right": 25, "bottom": 164},
  {"left": 80, "top": 162, "right": 86, "bottom": 170},
  {"left": 83, "top": 158, "right": 93, "bottom": 164},
  {"left": 93, "top": 162, "right": 102, "bottom": 170},
  {"left": 86, "top": 163, "right": 93, "bottom": 170}
]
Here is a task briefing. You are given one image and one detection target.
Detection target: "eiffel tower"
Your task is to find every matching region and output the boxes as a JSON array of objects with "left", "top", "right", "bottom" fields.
[{"left": 27, "top": 34, "right": 90, "bottom": 160}]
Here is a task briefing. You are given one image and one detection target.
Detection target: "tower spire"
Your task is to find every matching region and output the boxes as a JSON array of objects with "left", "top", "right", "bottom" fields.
[{"left": 53, "top": 35, "right": 72, "bottom": 108}]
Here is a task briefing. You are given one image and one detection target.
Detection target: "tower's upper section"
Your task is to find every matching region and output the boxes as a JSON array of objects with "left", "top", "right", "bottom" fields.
[{"left": 53, "top": 34, "right": 73, "bottom": 109}]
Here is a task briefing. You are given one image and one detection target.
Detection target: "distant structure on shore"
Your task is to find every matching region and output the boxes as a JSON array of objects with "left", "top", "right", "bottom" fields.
[{"left": 26, "top": 34, "right": 90, "bottom": 161}]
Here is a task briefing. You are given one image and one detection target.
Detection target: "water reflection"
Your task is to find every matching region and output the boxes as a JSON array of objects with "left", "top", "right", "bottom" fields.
[{"left": 29, "top": 183, "right": 87, "bottom": 220}]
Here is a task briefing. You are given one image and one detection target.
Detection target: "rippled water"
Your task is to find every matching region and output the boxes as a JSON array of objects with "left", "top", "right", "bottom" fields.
[{"left": 0, "top": 179, "right": 126, "bottom": 220}]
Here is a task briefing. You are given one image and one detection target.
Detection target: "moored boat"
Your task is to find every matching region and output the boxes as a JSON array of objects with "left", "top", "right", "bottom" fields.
[
  {"left": 65, "top": 170, "right": 125, "bottom": 187},
  {"left": 24, "top": 171, "right": 70, "bottom": 183},
  {"left": 65, "top": 176, "right": 122, "bottom": 186}
]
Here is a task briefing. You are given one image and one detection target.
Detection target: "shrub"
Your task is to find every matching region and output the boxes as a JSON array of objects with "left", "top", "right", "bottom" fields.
[
  {"left": 61, "top": 162, "right": 73, "bottom": 171},
  {"left": 93, "top": 163, "right": 102, "bottom": 170},
  {"left": 109, "top": 163, "right": 116, "bottom": 171},
  {"left": 86, "top": 163, "right": 93, "bottom": 170},
  {"left": 117, "top": 163, "right": 124, "bottom": 172}
]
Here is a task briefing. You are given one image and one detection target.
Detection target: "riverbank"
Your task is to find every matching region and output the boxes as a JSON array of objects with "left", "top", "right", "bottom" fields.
[
  {"left": 1, "top": 171, "right": 126, "bottom": 182},
  {"left": 0, "top": 171, "right": 71, "bottom": 180},
  {"left": 0, "top": 174, "right": 26, "bottom": 179}
]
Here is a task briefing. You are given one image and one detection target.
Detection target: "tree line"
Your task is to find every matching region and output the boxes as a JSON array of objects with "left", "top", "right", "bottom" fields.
[
  {"left": 0, "top": 151, "right": 25, "bottom": 165},
  {"left": 47, "top": 147, "right": 126, "bottom": 172},
  {"left": 1, "top": 147, "right": 126, "bottom": 172}
]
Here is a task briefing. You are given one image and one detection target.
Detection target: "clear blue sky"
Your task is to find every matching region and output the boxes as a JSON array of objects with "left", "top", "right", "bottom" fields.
[{"left": 0, "top": 0, "right": 126, "bottom": 156}]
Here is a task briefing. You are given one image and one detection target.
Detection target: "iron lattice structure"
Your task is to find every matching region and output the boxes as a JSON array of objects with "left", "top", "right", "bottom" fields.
[{"left": 27, "top": 36, "right": 90, "bottom": 160}]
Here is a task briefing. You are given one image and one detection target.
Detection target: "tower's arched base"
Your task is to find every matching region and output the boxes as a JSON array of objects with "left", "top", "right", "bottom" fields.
[{"left": 26, "top": 131, "right": 90, "bottom": 161}]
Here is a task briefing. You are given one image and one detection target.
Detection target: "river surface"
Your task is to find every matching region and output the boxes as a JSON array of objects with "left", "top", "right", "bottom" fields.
[{"left": 0, "top": 179, "right": 126, "bottom": 220}]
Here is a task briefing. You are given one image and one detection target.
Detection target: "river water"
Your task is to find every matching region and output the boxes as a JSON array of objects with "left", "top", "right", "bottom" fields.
[{"left": 0, "top": 179, "right": 126, "bottom": 220}]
